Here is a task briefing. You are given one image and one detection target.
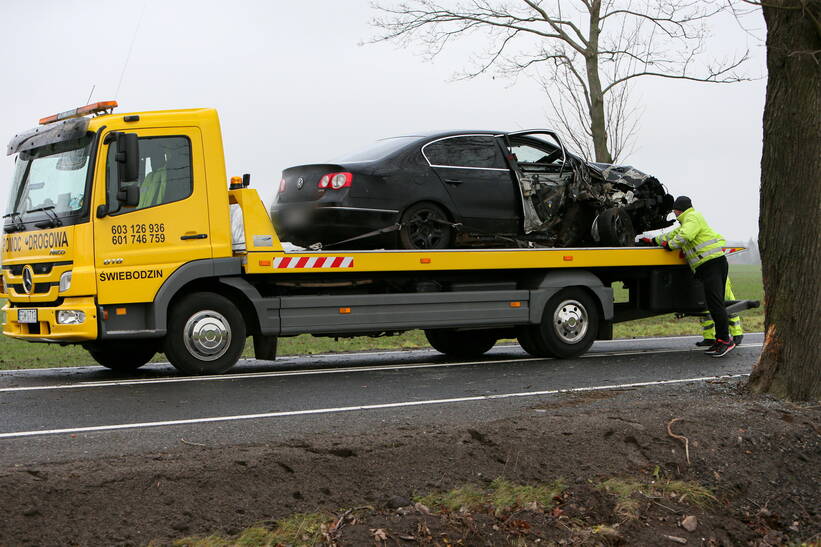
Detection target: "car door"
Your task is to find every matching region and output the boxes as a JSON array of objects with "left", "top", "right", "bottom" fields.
[
  {"left": 422, "top": 135, "right": 520, "bottom": 234},
  {"left": 505, "top": 132, "right": 574, "bottom": 234},
  {"left": 93, "top": 128, "right": 212, "bottom": 305}
]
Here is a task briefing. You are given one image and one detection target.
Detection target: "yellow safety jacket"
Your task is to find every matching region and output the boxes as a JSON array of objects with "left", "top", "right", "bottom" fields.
[{"left": 655, "top": 208, "right": 726, "bottom": 271}]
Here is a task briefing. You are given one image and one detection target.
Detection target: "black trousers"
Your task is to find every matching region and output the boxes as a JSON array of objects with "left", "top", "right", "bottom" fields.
[{"left": 694, "top": 255, "right": 729, "bottom": 341}]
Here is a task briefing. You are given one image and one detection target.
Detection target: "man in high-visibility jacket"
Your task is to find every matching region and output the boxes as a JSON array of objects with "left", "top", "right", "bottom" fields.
[
  {"left": 641, "top": 196, "right": 736, "bottom": 357},
  {"left": 696, "top": 278, "right": 743, "bottom": 347}
]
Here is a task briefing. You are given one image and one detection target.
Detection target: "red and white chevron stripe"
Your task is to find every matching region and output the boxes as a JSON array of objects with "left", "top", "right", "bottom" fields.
[{"left": 272, "top": 256, "right": 355, "bottom": 269}]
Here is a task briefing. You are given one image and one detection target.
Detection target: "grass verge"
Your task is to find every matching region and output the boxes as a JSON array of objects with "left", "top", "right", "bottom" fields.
[
  {"left": 417, "top": 477, "right": 566, "bottom": 515},
  {"left": 172, "top": 512, "right": 334, "bottom": 547},
  {"left": 597, "top": 477, "right": 717, "bottom": 520}
]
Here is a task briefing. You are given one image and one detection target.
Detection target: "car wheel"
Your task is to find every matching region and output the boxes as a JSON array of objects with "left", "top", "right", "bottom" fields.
[
  {"left": 425, "top": 329, "right": 497, "bottom": 358},
  {"left": 525, "top": 288, "right": 599, "bottom": 358},
  {"left": 164, "top": 292, "right": 246, "bottom": 375},
  {"left": 595, "top": 207, "right": 636, "bottom": 246},
  {"left": 85, "top": 340, "right": 158, "bottom": 372},
  {"left": 399, "top": 202, "right": 453, "bottom": 249}
]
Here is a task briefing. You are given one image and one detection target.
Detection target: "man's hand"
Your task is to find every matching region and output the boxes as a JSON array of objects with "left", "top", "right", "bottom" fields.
[{"left": 661, "top": 240, "right": 673, "bottom": 251}]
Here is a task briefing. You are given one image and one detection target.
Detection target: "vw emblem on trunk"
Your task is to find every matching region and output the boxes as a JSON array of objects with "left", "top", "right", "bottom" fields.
[
  {"left": 296, "top": 177, "right": 304, "bottom": 190},
  {"left": 22, "top": 265, "right": 34, "bottom": 295}
]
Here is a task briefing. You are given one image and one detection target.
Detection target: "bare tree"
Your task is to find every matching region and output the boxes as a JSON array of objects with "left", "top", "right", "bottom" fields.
[
  {"left": 748, "top": 0, "right": 820, "bottom": 401},
  {"left": 372, "top": 0, "right": 749, "bottom": 162}
]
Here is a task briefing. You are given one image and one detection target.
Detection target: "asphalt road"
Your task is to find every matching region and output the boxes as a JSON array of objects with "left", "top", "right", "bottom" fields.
[{"left": 0, "top": 334, "right": 762, "bottom": 465}]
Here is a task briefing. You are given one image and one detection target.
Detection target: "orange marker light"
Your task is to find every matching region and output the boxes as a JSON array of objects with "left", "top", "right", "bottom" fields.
[
  {"left": 563, "top": 256, "right": 574, "bottom": 261},
  {"left": 259, "top": 260, "right": 271, "bottom": 266},
  {"left": 39, "top": 100, "right": 118, "bottom": 125},
  {"left": 420, "top": 258, "right": 431, "bottom": 264},
  {"left": 115, "top": 307, "right": 127, "bottom": 316},
  {"left": 509, "top": 301, "right": 522, "bottom": 308},
  {"left": 339, "top": 307, "right": 351, "bottom": 314}
]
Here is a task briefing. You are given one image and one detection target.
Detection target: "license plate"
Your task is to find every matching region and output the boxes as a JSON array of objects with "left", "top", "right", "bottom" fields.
[{"left": 17, "top": 309, "right": 38, "bottom": 324}]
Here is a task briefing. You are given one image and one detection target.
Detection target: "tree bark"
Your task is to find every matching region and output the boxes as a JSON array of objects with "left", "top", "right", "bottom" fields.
[
  {"left": 748, "top": 0, "right": 821, "bottom": 400},
  {"left": 585, "top": 0, "right": 613, "bottom": 163}
]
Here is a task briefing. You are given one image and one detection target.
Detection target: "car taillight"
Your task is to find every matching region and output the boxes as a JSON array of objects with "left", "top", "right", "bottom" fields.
[
  {"left": 278, "top": 177, "right": 286, "bottom": 193},
  {"left": 318, "top": 172, "right": 352, "bottom": 190}
]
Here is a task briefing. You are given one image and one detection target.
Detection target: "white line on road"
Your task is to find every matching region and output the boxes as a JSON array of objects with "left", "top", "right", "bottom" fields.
[
  {"left": 2, "top": 334, "right": 764, "bottom": 373},
  {"left": 0, "top": 344, "right": 761, "bottom": 393},
  {"left": 0, "top": 374, "right": 750, "bottom": 439}
]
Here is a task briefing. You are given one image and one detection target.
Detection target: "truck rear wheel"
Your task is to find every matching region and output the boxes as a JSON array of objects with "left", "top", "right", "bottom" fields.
[
  {"left": 85, "top": 341, "right": 158, "bottom": 372},
  {"left": 516, "top": 328, "right": 554, "bottom": 358},
  {"left": 164, "top": 292, "right": 246, "bottom": 375},
  {"left": 425, "top": 329, "right": 497, "bottom": 358},
  {"left": 523, "top": 288, "right": 599, "bottom": 358}
]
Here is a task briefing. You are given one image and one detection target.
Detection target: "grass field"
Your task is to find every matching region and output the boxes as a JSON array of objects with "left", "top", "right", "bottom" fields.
[{"left": 0, "top": 265, "right": 763, "bottom": 371}]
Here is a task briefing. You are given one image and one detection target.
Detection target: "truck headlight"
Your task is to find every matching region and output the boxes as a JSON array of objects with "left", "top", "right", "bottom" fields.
[
  {"left": 57, "top": 310, "right": 85, "bottom": 324},
  {"left": 59, "top": 271, "right": 72, "bottom": 292}
]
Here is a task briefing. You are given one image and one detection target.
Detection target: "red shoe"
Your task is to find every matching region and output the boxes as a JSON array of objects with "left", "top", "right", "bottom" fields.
[{"left": 711, "top": 339, "right": 736, "bottom": 358}]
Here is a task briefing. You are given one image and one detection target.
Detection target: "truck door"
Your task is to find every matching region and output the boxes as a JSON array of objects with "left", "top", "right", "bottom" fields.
[
  {"left": 422, "top": 135, "right": 520, "bottom": 234},
  {"left": 94, "top": 128, "right": 212, "bottom": 305}
]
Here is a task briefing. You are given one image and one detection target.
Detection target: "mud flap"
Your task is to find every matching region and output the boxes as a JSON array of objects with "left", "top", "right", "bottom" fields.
[{"left": 253, "top": 335, "right": 278, "bottom": 362}]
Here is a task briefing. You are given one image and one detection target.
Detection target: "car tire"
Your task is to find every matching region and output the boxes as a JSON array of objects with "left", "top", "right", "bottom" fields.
[
  {"left": 164, "top": 292, "right": 246, "bottom": 375},
  {"left": 399, "top": 202, "right": 453, "bottom": 249},
  {"left": 526, "top": 288, "right": 599, "bottom": 358},
  {"left": 425, "top": 329, "right": 497, "bottom": 358},
  {"left": 595, "top": 207, "right": 636, "bottom": 247},
  {"left": 85, "top": 340, "right": 158, "bottom": 372}
]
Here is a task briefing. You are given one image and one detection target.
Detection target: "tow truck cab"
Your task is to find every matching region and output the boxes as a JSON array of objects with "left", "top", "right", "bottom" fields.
[{"left": 2, "top": 102, "right": 757, "bottom": 375}]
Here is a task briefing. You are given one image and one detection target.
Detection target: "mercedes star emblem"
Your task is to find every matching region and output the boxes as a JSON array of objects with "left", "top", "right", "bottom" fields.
[
  {"left": 22, "top": 265, "right": 34, "bottom": 295},
  {"left": 296, "top": 177, "right": 304, "bottom": 190}
]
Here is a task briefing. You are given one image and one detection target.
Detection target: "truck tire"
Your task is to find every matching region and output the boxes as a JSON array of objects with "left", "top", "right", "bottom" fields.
[
  {"left": 516, "top": 328, "right": 555, "bottom": 358},
  {"left": 164, "top": 292, "right": 246, "bottom": 375},
  {"left": 85, "top": 341, "right": 158, "bottom": 372},
  {"left": 425, "top": 329, "right": 497, "bottom": 358},
  {"left": 524, "top": 288, "right": 599, "bottom": 358}
]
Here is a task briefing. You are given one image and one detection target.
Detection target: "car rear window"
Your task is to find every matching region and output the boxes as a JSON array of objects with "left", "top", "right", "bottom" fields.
[
  {"left": 333, "top": 136, "right": 419, "bottom": 162},
  {"left": 423, "top": 136, "right": 506, "bottom": 169}
]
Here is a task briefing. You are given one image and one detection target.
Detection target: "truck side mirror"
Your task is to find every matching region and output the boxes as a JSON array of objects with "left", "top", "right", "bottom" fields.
[
  {"left": 118, "top": 184, "right": 140, "bottom": 207},
  {"left": 116, "top": 132, "right": 139, "bottom": 183}
]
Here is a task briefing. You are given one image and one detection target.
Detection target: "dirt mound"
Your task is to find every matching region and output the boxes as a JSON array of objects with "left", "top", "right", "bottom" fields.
[{"left": 0, "top": 381, "right": 818, "bottom": 546}]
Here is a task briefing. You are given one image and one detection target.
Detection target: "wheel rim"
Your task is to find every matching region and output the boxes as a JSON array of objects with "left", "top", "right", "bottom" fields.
[
  {"left": 552, "top": 299, "right": 589, "bottom": 343},
  {"left": 405, "top": 208, "right": 447, "bottom": 248},
  {"left": 183, "top": 310, "right": 232, "bottom": 361}
]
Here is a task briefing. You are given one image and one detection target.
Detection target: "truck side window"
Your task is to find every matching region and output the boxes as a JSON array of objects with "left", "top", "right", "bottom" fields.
[{"left": 106, "top": 136, "right": 193, "bottom": 214}]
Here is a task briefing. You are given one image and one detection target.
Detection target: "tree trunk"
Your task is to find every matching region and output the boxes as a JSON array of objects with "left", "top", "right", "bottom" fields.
[
  {"left": 585, "top": 56, "right": 611, "bottom": 164},
  {"left": 584, "top": 0, "right": 612, "bottom": 164},
  {"left": 748, "top": 0, "right": 821, "bottom": 400}
]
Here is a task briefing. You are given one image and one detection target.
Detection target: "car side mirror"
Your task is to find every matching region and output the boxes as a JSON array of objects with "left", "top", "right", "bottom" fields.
[{"left": 116, "top": 132, "right": 139, "bottom": 183}]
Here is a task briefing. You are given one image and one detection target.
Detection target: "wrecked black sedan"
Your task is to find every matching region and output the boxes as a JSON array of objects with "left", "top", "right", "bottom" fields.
[{"left": 272, "top": 130, "right": 674, "bottom": 250}]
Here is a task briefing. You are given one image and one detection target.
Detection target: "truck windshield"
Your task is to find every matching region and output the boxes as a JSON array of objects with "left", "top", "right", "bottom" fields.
[{"left": 5, "top": 134, "right": 94, "bottom": 219}]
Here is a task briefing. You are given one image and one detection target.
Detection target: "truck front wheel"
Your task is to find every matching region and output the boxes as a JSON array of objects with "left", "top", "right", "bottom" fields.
[
  {"left": 164, "top": 292, "right": 246, "bottom": 375},
  {"left": 523, "top": 288, "right": 599, "bottom": 358},
  {"left": 425, "top": 329, "right": 497, "bottom": 358},
  {"left": 85, "top": 340, "right": 158, "bottom": 372}
]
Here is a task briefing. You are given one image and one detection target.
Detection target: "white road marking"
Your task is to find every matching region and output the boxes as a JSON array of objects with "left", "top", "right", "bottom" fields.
[
  {"left": 0, "top": 374, "right": 749, "bottom": 439},
  {"left": 2, "top": 334, "right": 764, "bottom": 373},
  {"left": 0, "top": 344, "right": 762, "bottom": 393}
]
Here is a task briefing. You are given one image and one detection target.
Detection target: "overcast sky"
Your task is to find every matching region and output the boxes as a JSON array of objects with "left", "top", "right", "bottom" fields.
[{"left": 1, "top": 0, "right": 764, "bottom": 242}]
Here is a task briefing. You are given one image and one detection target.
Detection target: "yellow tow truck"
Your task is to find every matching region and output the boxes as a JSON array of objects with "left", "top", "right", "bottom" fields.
[{"left": 1, "top": 102, "right": 755, "bottom": 374}]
